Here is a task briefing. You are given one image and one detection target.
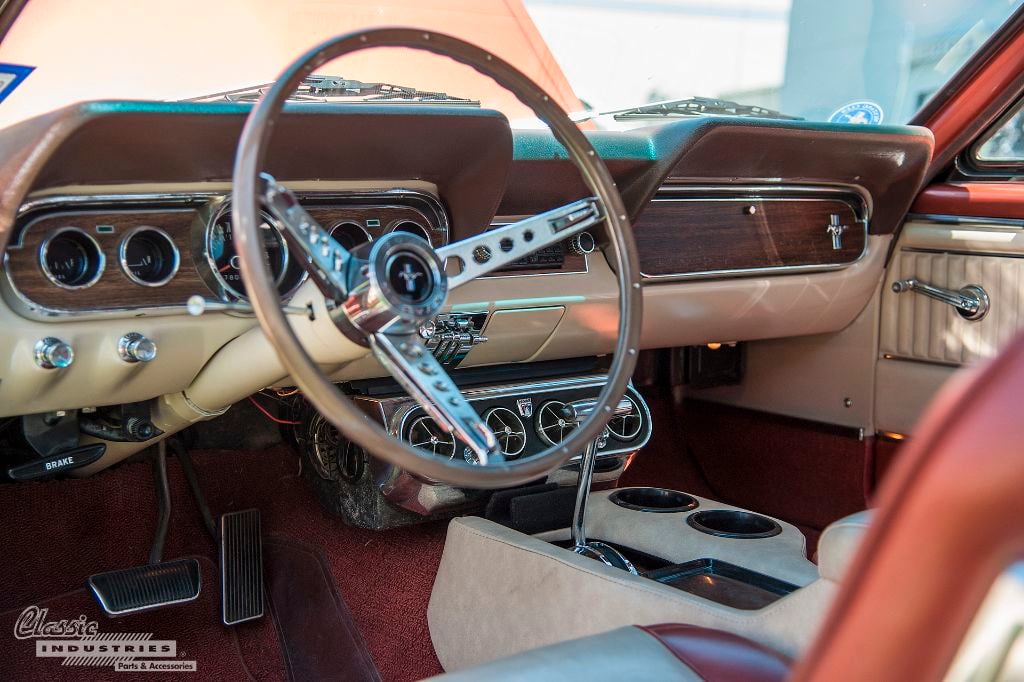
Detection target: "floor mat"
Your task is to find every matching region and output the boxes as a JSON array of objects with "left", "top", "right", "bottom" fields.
[
  {"left": 264, "top": 536, "right": 379, "bottom": 681},
  {"left": 0, "top": 445, "right": 447, "bottom": 681}
]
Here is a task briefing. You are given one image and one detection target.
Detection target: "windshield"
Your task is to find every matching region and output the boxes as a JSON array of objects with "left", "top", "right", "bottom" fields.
[{"left": 0, "top": 0, "right": 1019, "bottom": 130}]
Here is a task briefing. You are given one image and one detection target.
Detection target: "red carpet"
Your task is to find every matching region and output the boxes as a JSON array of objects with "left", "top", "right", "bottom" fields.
[{"left": 0, "top": 445, "right": 446, "bottom": 681}]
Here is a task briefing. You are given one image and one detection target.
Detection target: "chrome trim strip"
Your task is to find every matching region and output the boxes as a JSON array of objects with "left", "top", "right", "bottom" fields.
[
  {"left": 905, "top": 213, "right": 1024, "bottom": 229},
  {"left": 118, "top": 226, "right": 181, "bottom": 288},
  {"left": 38, "top": 227, "right": 106, "bottom": 290},
  {"left": 639, "top": 183, "right": 871, "bottom": 282},
  {"left": 655, "top": 182, "right": 873, "bottom": 216}
]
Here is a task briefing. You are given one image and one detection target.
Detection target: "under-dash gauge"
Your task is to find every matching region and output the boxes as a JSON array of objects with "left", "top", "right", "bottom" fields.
[{"left": 206, "top": 206, "right": 307, "bottom": 300}]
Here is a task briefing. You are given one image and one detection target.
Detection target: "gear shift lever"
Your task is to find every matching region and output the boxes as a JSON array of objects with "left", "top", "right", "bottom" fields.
[{"left": 564, "top": 397, "right": 639, "bottom": 575}]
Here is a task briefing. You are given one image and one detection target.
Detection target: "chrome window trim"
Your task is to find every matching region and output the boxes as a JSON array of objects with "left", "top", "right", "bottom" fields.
[
  {"left": 4, "top": 187, "right": 449, "bottom": 320},
  {"left": 638, "top": 183, "right": 871, "bottom": 283},
  {"left": 38, "top": 226, "right": 106, "bottom": 290},
  {"left": 118, "top": 225, "right": 181, "bottom": 288}
]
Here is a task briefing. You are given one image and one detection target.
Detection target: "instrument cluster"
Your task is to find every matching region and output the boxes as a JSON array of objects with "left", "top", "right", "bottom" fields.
[{"left": 4, "top": 190, "right": 449, "bottom": 317}]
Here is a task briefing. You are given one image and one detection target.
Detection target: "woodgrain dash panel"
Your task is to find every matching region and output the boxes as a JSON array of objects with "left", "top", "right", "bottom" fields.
[
  {"left": 6, "top": 208, "right": 210, "bottom": 311},
  {"left": 634, "top": 196, "right": 865, "bottom": 278}
]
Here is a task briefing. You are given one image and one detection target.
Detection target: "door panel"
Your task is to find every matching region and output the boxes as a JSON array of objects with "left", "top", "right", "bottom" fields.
[
  {"left": 876, "top": 212, "right": 1024, "bottom": 433},
  {"left": 880, "top": 243, "right": 1024, "bottom": 364}
]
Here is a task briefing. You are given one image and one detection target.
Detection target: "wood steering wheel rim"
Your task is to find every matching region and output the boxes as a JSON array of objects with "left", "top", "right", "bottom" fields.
[{"left": 231, "top": 27, "right": 643, "bottom": 488}]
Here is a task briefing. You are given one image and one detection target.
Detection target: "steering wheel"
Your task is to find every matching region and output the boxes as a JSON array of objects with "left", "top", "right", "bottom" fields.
[{"left": 231, "top": 28, "right": 642, "bottom": 489}]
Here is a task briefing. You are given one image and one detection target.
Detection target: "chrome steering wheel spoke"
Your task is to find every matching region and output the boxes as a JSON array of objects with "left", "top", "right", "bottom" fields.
[
  {"left": 259, "top": 172, "right": 352, "bottom": 300},
  {"left": 437, "top": 197, "right": 603, "bottom": 289},
  {"left": 369, "top": 331, "right": 501, "bottom": 465}
]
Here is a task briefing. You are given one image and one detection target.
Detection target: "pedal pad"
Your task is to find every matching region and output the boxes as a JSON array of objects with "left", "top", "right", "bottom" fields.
[
  {"left": 88, "top": 558, "right": 201, "bottom": 616},
  {"left": 220, "top": 509, "right": 264, "bottom": 625}
]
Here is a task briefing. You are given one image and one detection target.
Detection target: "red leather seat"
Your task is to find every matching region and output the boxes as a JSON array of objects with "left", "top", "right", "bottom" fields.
[{"left": 639, "top": 624, "right": 791, "bottom": 682}]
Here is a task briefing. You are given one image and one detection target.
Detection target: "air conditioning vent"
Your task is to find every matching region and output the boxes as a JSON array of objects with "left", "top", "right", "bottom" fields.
[
  {"left": 535, "top": 400, "right": 576, "bottom": 446},
  {"left": 406, "top": 415, "right": 456, "bottom": 459},
  {"left": 483, "top": 407, "right": 527, "bottom": 458},
  {"left": 607, "top": 396, "right": 644, "bottom": 441},
  {"left": 307, "top": 412, "right": 342, "bottom": 480}
]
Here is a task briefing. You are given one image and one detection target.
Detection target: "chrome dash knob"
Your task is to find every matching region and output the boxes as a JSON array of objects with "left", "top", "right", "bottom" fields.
[
  {"left": 34, "top": 337, "right": 74, "bottom": 369},
  {"left": 568, "top": 231, "right": 596, "bottom": 256},
  {"left": 118, "top": 333, "right": 157, "bottom": 363}
]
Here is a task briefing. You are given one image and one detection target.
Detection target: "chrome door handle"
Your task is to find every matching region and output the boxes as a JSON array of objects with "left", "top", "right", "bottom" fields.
[{"left": 892, "top": 279, "right": 990, "bottom": 321}]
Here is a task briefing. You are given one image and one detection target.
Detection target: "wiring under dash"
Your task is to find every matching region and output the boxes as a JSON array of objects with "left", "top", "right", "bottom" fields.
[{"left": 247, "top": 395, "right": 301, "bottom": 425}]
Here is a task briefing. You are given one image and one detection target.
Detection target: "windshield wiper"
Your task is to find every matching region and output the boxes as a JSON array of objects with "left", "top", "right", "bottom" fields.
[
  {"left": 185, "top": 74, "right": 480, "bottom": 107},
  {"left": 575, "top": 96, "right": 801, "bottom": 122}
]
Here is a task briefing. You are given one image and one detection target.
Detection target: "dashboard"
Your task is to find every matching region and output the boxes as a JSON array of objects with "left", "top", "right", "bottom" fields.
[{"left": 0, "top": 101, "right": 933, "bottom": 473}]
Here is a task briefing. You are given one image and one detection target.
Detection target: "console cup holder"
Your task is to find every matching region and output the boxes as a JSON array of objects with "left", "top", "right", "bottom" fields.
[
  {"left": 686, "top": 510, "right": 782, "bottom": 539},
  {"left": 609, "top": 487, "right": 699, "bottom": 513}
]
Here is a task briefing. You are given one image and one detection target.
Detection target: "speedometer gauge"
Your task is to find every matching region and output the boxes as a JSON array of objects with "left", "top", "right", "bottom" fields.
[{"left": 208, "top": 211, "right": 289, "bottom": 299}]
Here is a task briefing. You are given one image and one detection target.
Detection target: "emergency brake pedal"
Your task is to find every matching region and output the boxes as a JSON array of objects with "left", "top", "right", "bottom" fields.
[{"left": 220, "top": 509, "right": 264, "bottom": 625}]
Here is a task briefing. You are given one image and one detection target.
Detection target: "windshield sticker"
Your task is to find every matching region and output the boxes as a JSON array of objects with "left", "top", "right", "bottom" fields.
[
  {"left": 0, "top": 63, "right": 33, "bottom": 104},
  {"left": 829, "top": 101, "right": 884, "bottom": 125}
]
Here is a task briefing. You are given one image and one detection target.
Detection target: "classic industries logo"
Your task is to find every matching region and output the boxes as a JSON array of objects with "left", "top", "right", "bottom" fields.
[{"left": 14, "top": 605, "right": 196, "bottom": 672}]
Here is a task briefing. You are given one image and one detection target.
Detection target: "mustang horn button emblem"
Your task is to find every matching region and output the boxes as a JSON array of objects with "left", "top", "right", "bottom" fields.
[
  {"left": 386, "top": 252, "right": 433, "bottom": 303},
  {"left": 397, "top": 262, "right": 423, "bottom": 291}
]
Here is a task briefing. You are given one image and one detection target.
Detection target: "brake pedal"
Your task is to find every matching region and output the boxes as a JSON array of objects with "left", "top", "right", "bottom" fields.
[
  {"left": 89, "top": 558, "right": 202, "bottom": 616},
  {"left": 88, "top": 441, "right": 202, "bottom": 616},
  {"left": 220, "top": 509, "right": 264, "bottom": 625}
]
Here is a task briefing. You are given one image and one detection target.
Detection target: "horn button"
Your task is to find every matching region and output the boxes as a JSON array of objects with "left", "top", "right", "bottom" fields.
[
  {"left": 343, "top": 232, "right": 448, "bottom": 336},
  {"left": 386, "top": 252, "right": 433, "bottom": 304}
]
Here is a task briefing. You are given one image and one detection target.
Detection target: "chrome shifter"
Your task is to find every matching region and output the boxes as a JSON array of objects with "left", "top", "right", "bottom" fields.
[{"left": 565, "top": 397, "right": 639, "bottom": 575}]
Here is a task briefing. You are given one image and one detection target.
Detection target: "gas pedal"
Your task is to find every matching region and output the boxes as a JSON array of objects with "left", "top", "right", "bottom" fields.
[
  {"left": 88, "top": 558, "right": 201, "bottom": 616},
  {"left": 220, "top": 509, "right": 264, "bottom": 625}
]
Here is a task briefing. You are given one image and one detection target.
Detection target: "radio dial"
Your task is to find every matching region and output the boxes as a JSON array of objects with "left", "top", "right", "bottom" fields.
[{"left": 568, "top": 231, "right": 596, "bottom": 256}]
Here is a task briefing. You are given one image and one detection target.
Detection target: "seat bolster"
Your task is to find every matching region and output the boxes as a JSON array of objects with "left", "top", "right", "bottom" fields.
[
  {"left": 426, "top": 626, "right": 701, "bottom": 681},
  {"left": 818, "top": 510, "right": 873, "bottom": 582},
  {"left": 639, "top": 623, "right": 792, "bottom": 682}
]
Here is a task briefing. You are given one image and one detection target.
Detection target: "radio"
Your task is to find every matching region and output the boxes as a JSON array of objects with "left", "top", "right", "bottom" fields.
[{"left": 507, "top": 243, "right": 565, "bottom": 270}]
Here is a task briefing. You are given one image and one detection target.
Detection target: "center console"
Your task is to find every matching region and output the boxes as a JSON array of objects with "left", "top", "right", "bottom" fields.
[{"left": 287, "top": 359, "right": 653, "bottom": 530}]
